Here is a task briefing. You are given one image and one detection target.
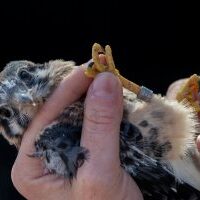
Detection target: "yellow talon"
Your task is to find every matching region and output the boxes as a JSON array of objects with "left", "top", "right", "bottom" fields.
[
  {"left": 91, "top": 43, "right": 107, "bottom": 73},
  {"left": 176, "top": 74, "right": 200, "bottom": 114},
  {"left": 104, "top": 45, "right": 116, "bottom": 73},
  {"left": 85, "top": 43, "right": 148, "bottom": 98}
]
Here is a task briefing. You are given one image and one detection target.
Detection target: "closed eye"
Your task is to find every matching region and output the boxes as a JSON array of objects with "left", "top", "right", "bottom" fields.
[
  {"left": 18, "top": 69, "right": 34, "bottom": 87},
  {"left": 0, "top": 107, "right": 13, "bottom": 119},
  {"left": 18, "top": 69, "right": 33, "bottom": 81}
]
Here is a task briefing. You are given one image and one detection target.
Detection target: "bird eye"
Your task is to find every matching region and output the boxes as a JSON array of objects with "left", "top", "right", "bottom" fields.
[
  {"left": 0, "top": 107, "right": 12, "bottom": 119},
  {"left": 18, "top": 70, "right": 33, "bottom": 81}
]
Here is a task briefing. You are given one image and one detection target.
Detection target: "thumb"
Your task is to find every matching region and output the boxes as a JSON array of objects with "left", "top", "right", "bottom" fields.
[{"left": 81, "top": 72, "right": 123, "bottom": 173}]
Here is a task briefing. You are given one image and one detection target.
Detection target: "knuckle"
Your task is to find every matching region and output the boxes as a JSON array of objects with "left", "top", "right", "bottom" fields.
[
  {"left": 84, "top": 104, "right": 118, "bottom": 133},
  {"left": 85, "top": 95, "right": 120, "bottom": 123},
  {"left": 84, "top": 95, "right": 122, "bottom": 133},
  {"left": 86, "top": 106, "right": 116, "bottom": 124}
]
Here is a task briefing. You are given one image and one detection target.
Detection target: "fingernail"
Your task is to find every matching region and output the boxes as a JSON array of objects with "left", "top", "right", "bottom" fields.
[{"left": 91, "top": 72, "right": 119, "bottom": 97}]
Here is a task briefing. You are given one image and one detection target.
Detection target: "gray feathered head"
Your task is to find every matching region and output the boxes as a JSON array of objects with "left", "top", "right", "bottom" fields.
[{"left": 0, "top": 60, "right": 75, "bottom": 146}]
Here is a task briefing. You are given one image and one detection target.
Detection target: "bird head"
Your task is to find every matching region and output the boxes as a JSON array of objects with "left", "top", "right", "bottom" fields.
[{"left": 0, "top": 60, "right": 75, "bottom": 146}]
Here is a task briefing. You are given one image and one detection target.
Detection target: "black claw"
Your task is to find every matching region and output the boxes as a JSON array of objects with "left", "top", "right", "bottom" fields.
[{"left": 88, "top": 61, "right": 94, "bottom": 68}]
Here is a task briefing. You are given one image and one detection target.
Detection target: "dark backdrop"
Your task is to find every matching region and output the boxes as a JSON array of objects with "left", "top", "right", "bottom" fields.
[{"left": 0, "top": 0, "right": 180, "bottom": 199}]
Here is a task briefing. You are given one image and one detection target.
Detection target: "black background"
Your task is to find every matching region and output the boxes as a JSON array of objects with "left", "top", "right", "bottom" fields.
[{"left": 0, "top": 0, "right": 183, "bottom": 199}]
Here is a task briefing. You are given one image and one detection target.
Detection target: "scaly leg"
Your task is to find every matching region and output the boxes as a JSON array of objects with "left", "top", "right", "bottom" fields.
[{"left": 85, "top": 43, "right": 153, "bottom": 102}]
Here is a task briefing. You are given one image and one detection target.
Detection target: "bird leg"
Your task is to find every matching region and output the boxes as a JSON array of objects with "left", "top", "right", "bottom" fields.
[
  {"left": 85, "top": 43, "right": 154, "bottom": 102},
  {"left": 85, "top": 43, "right": 119, "bottom": 78}
]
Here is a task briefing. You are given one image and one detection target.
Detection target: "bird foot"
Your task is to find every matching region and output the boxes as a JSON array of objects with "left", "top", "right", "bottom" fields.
[
  {"left": 84, "top": 43, "right": 120, "bottom": 78},
  {"left": 85, "top": 43, "right": 154, "bottom": 102}
]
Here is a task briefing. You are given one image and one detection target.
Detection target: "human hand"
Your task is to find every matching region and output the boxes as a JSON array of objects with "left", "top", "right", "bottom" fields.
[
  {"left": 11, "top": 58, "right": 143, "bottom": 200},
  {"left": 166, "top": 78, "right": 200, "bottom": 152}
]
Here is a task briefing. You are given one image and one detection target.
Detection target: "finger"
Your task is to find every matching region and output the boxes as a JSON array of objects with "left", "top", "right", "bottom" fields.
[
  {"left": 98, "top": 54, "right": 107, "bottom": 65},
  {"left": 12, "top": 65, "right": 93, "bottom": 179},
  {"left": 81, "top": 72, "right": 123, "bottom": 175},
  {"left": 166, "top": 79, "right": 187, "bottom": 99}
]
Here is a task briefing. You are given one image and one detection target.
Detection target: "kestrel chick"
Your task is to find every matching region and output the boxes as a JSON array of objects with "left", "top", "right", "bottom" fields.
[{"left": 1, "top": 53, "right": 200, "bottom": 198}]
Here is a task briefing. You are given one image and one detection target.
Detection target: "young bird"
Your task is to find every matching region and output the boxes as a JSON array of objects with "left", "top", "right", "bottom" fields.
[{"left": 1, "top": 53, "right": 200, "bottom": 199}]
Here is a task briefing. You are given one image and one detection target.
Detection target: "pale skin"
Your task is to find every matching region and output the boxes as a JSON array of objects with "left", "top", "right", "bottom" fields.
[{"left": 11, "top": 56, "right": 143, "bottom": 200}]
